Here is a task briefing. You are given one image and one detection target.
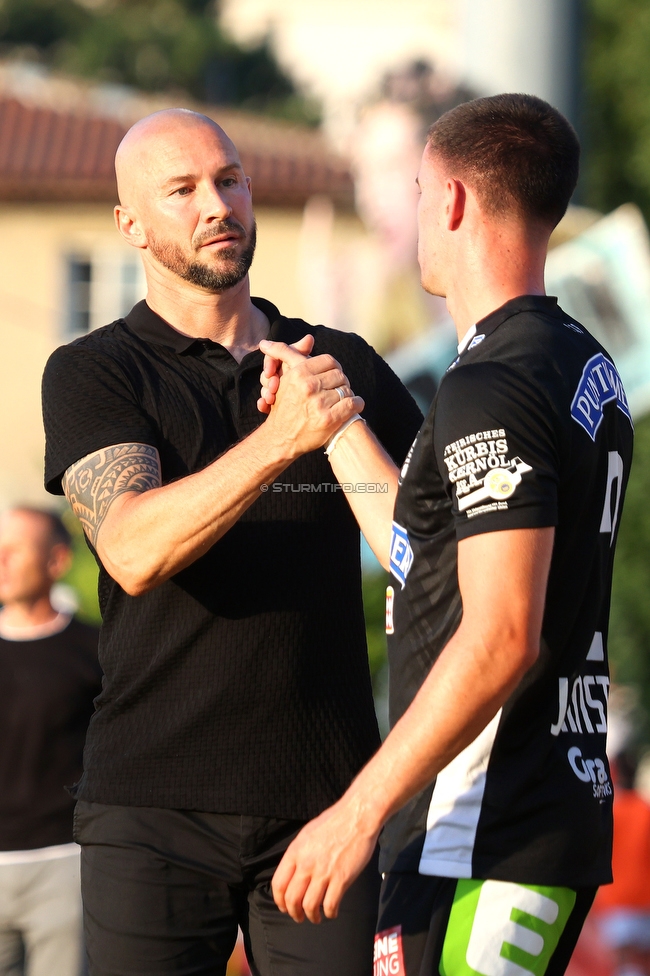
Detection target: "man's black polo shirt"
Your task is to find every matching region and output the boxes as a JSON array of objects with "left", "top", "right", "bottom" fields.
[{"left": 42, "top": 298, "right": 422, "bottom": 818}]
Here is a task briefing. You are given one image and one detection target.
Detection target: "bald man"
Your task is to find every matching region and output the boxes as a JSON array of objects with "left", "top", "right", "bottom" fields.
[{"left": 41, "top": 110, "right": 422, "bottom": 976}]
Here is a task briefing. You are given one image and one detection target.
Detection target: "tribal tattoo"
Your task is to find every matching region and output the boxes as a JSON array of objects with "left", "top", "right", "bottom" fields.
[{"left": 63, "top": 443, "right": 161, "bottom": 548}]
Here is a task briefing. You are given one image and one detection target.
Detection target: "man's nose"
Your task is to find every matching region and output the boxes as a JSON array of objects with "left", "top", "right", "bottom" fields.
[{"left": 200, "top": 183, "right": 233, "bottom": 222}]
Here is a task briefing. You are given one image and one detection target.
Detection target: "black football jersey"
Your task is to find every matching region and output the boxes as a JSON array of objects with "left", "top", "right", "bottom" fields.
[{"left": 381, "top": 295, "right": 634, "bottom": 887}]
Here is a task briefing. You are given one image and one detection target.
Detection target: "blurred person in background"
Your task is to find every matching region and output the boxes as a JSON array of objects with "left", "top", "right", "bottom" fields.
[
  {"left": 0, "top": 507, "right": 101, "bottom": 976},
  {"left": 595, "top": 750, "right": 650, "bottom": 976}
]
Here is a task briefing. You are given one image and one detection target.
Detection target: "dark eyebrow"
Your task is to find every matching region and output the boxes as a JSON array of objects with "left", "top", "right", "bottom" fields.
[{"left": 162, "top": 162, "right": 244, "bottom": 190}]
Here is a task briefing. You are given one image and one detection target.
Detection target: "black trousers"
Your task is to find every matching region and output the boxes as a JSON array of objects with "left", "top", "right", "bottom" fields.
[
  {"left": 375, "top": 872, "right": 597, "bottom": 976},
  {"left": 74, "top": 801, "right": 379, "bottom": 976}
]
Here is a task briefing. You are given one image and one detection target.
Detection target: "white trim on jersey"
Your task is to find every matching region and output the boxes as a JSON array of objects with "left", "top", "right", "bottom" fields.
[
  {"left": 418, "top": 710, "right": 502, "bottom": 877},
  {"left": 0, "top": 842, "right": 79, "bottom": 866},
  {"left": 457, "top": 323, "right": 477, "bottom": 354}
]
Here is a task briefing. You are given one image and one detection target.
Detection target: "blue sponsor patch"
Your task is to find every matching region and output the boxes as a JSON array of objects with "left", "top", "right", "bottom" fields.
[
  {"left": 389, "top": 521, "right": 414, "bottom": 589},
  {"left": 571, "top": 353, "right": 632, "bottom": 441}
]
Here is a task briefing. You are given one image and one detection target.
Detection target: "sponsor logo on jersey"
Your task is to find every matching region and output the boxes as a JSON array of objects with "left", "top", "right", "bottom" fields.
[
  {"left": 571, "top": 353, "right": 632, "bottom": 440},
  {"left": 389, "top": 522, "right": 414, "bottom": 589},
  {"left": 374, "top": 926, "right": 405, "bottom": 976},
  {"left": 385, "top": 585, "right": 395, "bottom": 635},
  {"left": 443, "top": 430, "right": 532, "bottom": 517},
  {"left": 458, "top": 459, "right": 532, "bottom": 515},
  {"left": 551, "top": 643, "right": 612, "bottom": 801},
  {"left": 550, "top": 673, "right": 609, "bottom": 737},
  {"left": 567, "top": 747, "right": 612, "bottom": 799},
  {"left": 468, "top": 333, "right": 486, "bottom": 350},
  {"left": 441, "top": 880, "right": 576, "bottom": 976}
]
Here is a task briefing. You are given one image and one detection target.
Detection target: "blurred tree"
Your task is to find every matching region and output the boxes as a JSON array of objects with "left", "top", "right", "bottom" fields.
[
  {"left": 583, "top": 0, "right": 650, "bottom": 749},
  {"left": 583, "top": 0, "right": 650, "bottom": 220},
  {"left": 0, "top": 0, "right": 320, "bottom": 124},
  {"left": 363, "top": 569, "right": 389, "bottom": 685},
  {"left": 363, "top": 569, "right": 390, "bottom": 738},
  {"left": 61, "top": 509, "right": 101, "bottom": 625},
  {"left": 609, "top": 414, "right": 650, "bottom": 744}
]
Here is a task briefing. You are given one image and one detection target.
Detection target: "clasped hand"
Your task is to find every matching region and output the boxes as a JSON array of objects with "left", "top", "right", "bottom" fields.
[{"left": 257, "top": 335, "right": 364, "bottom": 454}]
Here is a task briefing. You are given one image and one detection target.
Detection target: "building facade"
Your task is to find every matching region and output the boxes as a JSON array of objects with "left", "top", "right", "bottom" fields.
[{"left": 0, "top": 70, "right": 363, "bottom": 507}]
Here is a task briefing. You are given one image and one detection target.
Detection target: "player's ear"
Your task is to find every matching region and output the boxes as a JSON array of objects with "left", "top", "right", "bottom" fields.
[
  {"left": 114, "top": 205, "right": 147, "bottom": 249},
  {"left": 447, "top": 179, "right": 466, "bottom": 231},
  {"left": 48, "top": 543, "right": 72, "bottom": 582}
]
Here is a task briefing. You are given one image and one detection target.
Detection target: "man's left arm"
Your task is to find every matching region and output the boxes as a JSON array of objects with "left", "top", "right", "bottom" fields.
[
  {"left": 258, "top": 339, "right": 423, "bottom": 570},
  {"left": 271, "top": 523, "right": 554, "bottom": 923}
]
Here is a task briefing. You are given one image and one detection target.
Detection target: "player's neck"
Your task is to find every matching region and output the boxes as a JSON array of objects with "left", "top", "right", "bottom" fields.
[
  {"left": 145, "top": 273, "right": 269, "bottom": 364},
  {"left": 446, "top": 227, "right": 548, "bottom": 341},
  {"left": 0, "top": 594, "right": 59, "bottom": 630}
]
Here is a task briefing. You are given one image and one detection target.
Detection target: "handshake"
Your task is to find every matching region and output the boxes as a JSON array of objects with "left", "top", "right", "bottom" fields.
[{"left": 256, "top": 334, "right": 365, "bottom": 457}]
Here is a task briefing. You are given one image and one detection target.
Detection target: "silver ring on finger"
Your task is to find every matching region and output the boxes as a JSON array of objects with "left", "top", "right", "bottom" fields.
[{"left": 335, "top": 386, "right": 347, "bottom": 400}]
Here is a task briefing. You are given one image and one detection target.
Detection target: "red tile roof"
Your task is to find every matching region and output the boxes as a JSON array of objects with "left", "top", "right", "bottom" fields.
[{"left": 0, "top": 96, "right": 353, "bottom": 208}]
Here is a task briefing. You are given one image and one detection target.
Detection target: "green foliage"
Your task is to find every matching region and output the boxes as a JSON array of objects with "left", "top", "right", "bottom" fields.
[
  {"left": 363, "top": 569, "right": 389, "bottom": 683},
  {"left": 0, "top": 0, "right": 320, "bottom": 124},
  {"left": 583, "top": 0, "right": 650, "bottom": 220},
  {"left": 609, "top": 414, "right": 650, "bottom": 742},
  {"left": 61, "top": 509, "right": 101, "bottom": 625}
]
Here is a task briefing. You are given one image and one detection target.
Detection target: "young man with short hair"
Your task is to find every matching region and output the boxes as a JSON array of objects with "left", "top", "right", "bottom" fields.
[{"left": 265, "top": 93, "right": 633, "bottom": 976}]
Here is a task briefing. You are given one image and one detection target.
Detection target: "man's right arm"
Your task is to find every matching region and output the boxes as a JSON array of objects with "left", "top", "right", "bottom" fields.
[
  {"left": 271, "top": 524, "right": 554, "bottom": 922},
  {"left": 60, "top": 352, "right": 362, "bottom": 596}
]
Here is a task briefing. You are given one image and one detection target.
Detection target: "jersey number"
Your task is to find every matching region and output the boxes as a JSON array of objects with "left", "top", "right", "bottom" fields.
[{"left": 600, "top": 451, "right": 624, "bottom": 545}]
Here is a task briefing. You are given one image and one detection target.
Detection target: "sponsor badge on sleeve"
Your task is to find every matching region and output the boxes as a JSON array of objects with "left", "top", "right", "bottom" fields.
[
  {"left": 443, "top": 428, "right": 532, "bottom": 519},
  {"left": 571, "top": 353, "right": 632, "bottom": 440},
  {"left": 389, "top": 522, "right": 414, "bottom": 589}
]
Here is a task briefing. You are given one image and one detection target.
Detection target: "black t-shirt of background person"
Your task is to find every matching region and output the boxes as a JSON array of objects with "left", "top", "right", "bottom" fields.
[{"left": 0, "top": 618, "right": 101, "bottom": 850}]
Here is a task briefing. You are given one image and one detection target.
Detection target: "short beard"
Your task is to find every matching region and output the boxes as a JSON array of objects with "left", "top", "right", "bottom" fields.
[{"left": 148, "top": 219, "right": 257, "bottom": 293}]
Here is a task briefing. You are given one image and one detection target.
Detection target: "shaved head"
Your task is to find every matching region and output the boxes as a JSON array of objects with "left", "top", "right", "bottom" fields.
[
  {"left": 115, "top": 109, "right": 238, "bottom": 207},
  {"left": 114, "top": 108, "right": 256, "bottom": 294}
]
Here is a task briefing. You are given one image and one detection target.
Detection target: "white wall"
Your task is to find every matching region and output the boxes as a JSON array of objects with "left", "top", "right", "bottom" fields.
[
  {"left": 220, "top": 0, "right": 460, "bottom": 147},
  {"left": 220, "top": 0, "right": 581, "bottom": 145},
  {"left": 459, "top": 0, "right": 580, "bottom": 124}
]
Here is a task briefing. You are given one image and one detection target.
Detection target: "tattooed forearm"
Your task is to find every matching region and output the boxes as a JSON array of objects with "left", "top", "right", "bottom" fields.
[{"left": 63, "top": 443, "right": 162, "bottom": 548}]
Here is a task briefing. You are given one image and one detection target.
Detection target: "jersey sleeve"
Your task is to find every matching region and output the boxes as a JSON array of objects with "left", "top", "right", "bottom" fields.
[
  {"left": 433, "top": 361, "right": 560, "bottom": 540},
  {"left": 42, "top": 340, "right": 159, "bottom": 495},
  {"left": 367, "top": 349, "right": 424, "bottom": 465}
]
